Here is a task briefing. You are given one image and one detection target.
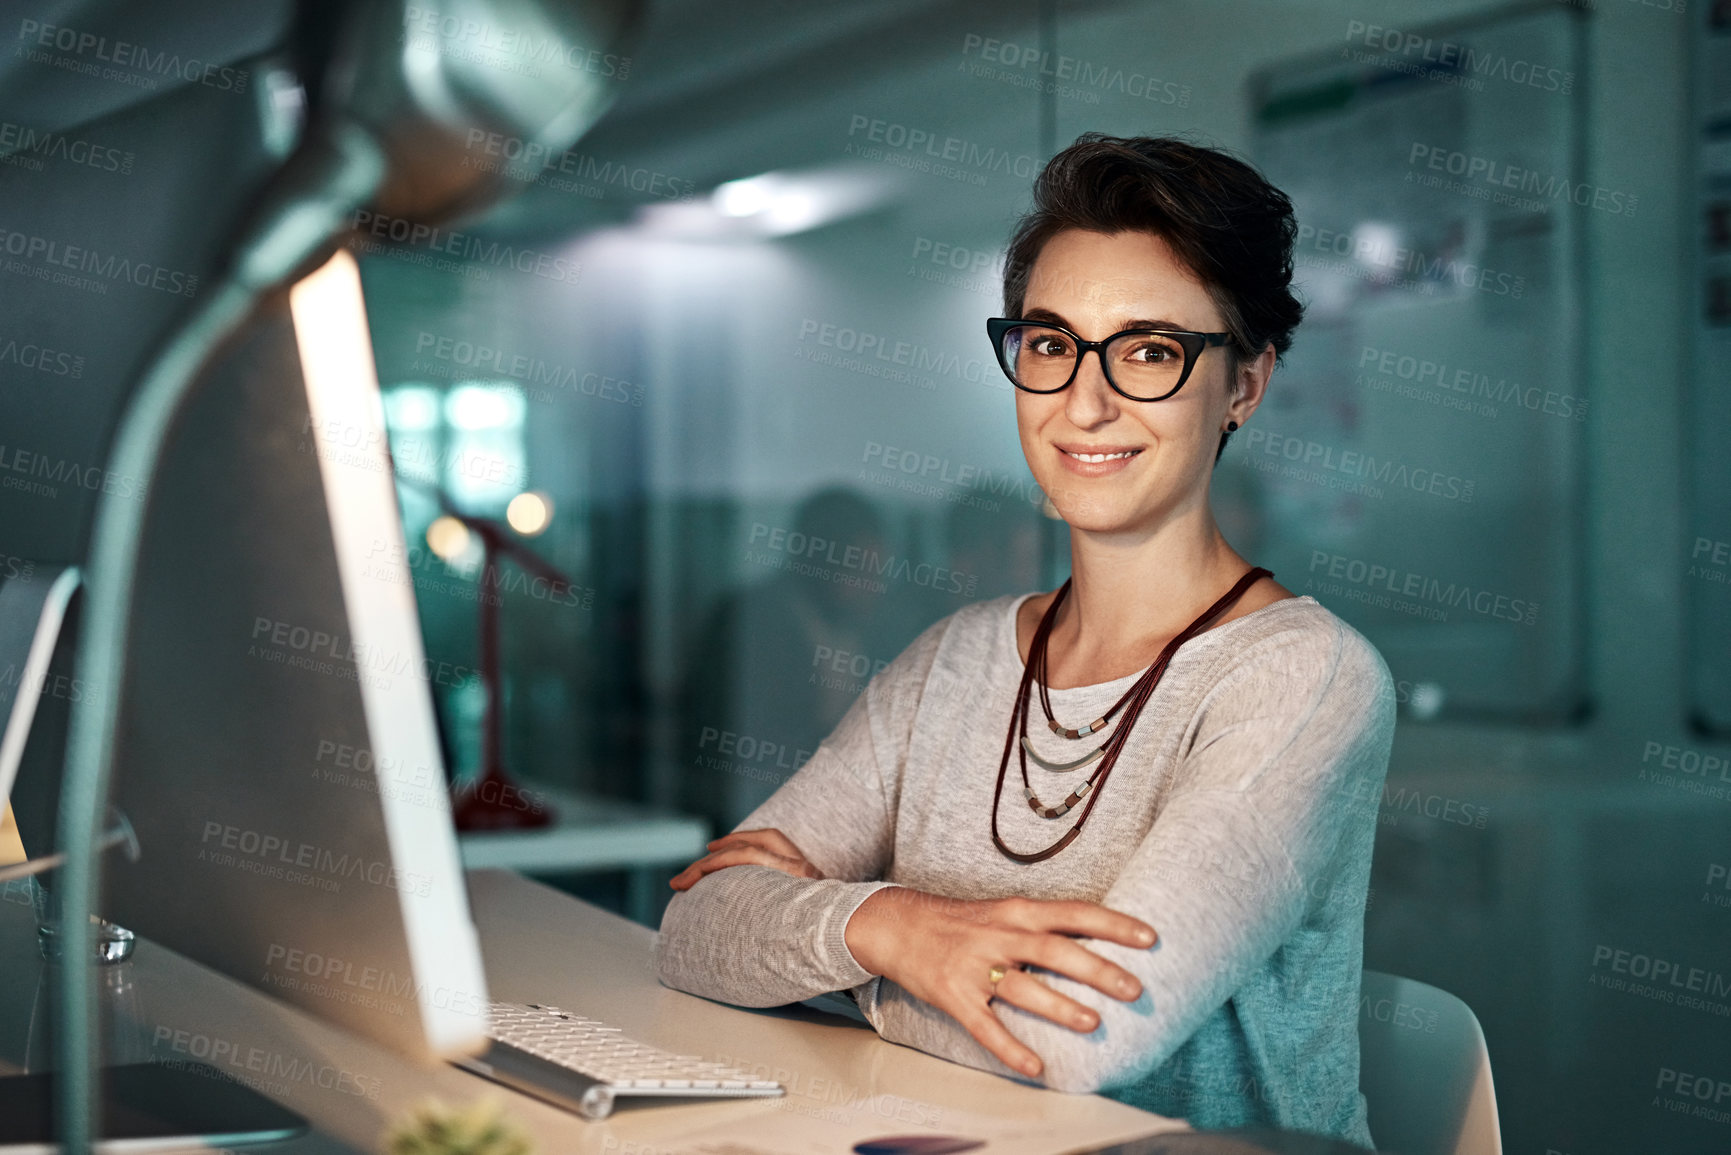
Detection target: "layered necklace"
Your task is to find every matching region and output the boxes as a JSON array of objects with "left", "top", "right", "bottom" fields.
[{"left": 989, "top": 566, "right": 1273, "bottom": 864}]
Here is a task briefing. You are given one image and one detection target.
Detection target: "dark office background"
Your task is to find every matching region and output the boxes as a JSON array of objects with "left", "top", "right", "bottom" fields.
[{"left": 1, "top": 0, "right": 1728, "bottom": 1151}]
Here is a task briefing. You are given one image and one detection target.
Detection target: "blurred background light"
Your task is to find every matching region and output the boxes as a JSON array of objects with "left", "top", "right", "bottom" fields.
[{"left": 506, "top": 491, "right": 553, "bottom": 536}]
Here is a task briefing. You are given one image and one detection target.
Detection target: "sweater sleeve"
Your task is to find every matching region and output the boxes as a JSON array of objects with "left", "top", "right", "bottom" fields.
[
  {"left": 653, "top": 614, "right": 948, "bottom": 1008},
  {"left": 857, "top": 619, "right": 1396, "bottom": 1092}
]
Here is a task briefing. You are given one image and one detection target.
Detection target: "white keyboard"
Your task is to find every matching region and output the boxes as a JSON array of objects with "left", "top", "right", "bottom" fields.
[{"left": 452, "top": 1001, "right": 785, "bottom": 1120}]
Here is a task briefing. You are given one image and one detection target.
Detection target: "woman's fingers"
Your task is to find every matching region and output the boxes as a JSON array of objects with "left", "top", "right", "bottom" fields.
[
  {"left": 953, "top": 1000, "right": 1044, "bottom": 1079},
  {"left": 703, "top": 833, "right": 775, "bottom": 856},
  {"left": 843, "top": 891, "right": 1156, "bottom": 1083},
  {"left": 1017, "top": 931, "right": 1144, "bottom": 1002},
  {"left": 675, "top": 829, "right": 824, "bottom": 891},
  {"left": 993, "top": 968, "right": 1101, "bottom": 1034},
  {"left": 995, "top": 897, "right": 1156, "bottom": 949},
  {"left": 704, "top": 831, "right": 822, "bottom": 870},
  {"left": 668, "top": 845, "right": 816, "bottom": 890},
  {"left": 708, "top": 828, "right": 805, "bottom": 859},
  {"left": 670, "top": 847, "right": 768, "bottom": 889}
]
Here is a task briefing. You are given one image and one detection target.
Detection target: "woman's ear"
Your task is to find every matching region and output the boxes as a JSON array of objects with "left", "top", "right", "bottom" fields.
[{"left": 1227, "top": 343, "right": 1277, "bottom": 425}]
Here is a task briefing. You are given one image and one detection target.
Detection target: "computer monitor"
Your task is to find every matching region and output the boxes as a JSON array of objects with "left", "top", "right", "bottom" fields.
[{"left": 8, "top": 251, "right": 490, "bottom": 1066}]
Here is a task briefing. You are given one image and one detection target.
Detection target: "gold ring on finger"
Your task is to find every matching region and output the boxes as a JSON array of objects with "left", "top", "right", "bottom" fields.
[{"left": 987, "top": 965, "right": 1008, "bottom": 987}]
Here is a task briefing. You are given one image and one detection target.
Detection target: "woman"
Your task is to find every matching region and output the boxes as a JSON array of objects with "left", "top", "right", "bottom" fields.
[{"left": 655, "top": 134, "right": 1395, "bottom": 1145}]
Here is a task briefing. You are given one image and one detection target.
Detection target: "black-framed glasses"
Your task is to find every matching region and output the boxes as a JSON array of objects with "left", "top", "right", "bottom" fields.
[{"left": 986, "top": 317, "right": 1233, "bottom": 402}]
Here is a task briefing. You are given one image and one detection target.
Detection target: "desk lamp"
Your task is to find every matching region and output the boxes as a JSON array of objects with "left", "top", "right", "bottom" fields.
[
  {"left": 408, "top": 480, "right": 574, "bottom": 831},
  {"left": 53, "top": 0, "right": 643, "bottom": 1147}
]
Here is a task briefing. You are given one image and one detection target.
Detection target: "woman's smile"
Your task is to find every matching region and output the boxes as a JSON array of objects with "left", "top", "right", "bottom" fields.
[{"left": 1055, "top": 443, "right": 1144, "bottom": 476}]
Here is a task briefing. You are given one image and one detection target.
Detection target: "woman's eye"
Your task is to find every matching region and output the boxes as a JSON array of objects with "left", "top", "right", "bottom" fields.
[
  {"left": 1030, "top": 337, "right": 1071, "bottom": 356},
  {"left": 1125, "top": 341, "right": 1179, "bottom": 363}
]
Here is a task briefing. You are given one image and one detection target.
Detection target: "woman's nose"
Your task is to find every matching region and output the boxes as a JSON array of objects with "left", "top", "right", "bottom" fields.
[{"left": 1064, "top": 347, "right": 1118, "bottom": 426}]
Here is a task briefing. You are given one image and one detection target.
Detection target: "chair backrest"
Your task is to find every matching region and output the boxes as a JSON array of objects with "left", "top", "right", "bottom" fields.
[{"left": 1359, "top": 970, "right": 1502, "bottom": 1155}]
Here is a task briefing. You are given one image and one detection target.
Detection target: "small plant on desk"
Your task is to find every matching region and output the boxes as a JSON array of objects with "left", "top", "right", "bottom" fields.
[{"left": 383, "top": 1097, "right": 533, "bottom": 1155}]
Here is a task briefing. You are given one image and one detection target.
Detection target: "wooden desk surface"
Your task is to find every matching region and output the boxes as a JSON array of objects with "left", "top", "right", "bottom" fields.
[{"left": 0, "top": 870, "right": 1183, "bottom": 1154}]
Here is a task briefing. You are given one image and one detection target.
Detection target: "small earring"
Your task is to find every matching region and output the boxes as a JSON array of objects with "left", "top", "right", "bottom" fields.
[{"left": 1226, "top": 421, "right": 1239, "bottom": 432}]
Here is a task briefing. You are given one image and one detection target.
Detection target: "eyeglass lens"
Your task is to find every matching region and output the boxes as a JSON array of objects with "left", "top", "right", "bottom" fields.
[{"left": 999, "top": 324, "right": 1189, "bottom": 400}]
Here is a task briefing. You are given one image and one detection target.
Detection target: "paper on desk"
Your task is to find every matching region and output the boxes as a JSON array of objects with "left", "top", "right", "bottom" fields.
[{"left": 623, "top": 1093, "right": 1187, "bottom": 1155}]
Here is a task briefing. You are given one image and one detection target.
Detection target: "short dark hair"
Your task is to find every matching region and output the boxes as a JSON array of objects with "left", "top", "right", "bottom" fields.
[{"left": 1002, "top": 134, "right": 1304, "bottom": 461}]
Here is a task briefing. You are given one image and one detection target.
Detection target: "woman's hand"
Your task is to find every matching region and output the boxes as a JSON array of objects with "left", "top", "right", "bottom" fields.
[
  {"left": 843, "top": 887, "right": 1156, "bottom": 1079},
  {"left": 669, "top": 828, "right": 825, "bottom": 891}
]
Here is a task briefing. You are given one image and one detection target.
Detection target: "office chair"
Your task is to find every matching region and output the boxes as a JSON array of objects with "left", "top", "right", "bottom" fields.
[{"left": 1359, "top": 970, "right": 1503, "bottom": 1155}]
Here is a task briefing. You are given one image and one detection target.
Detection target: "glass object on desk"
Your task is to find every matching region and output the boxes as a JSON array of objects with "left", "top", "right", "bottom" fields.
[
  {"left": 35, "top": 905, "right": 136, "bottom": 965},
  {"left": 5, "top": 807, "right": 142, "bottom": 964},
  {"left": 23, "top": 880, "right": 151, "bottom": 1074}
]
